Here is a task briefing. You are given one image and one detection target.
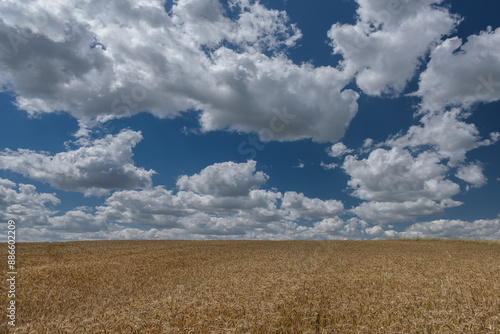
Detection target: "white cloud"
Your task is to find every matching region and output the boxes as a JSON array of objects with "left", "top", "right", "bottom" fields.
[
  {"left": 176, "top": 160, "right": 267, "bottom": 197},
  {"left": 0, "top": 130, "right": 154, "bottom": 196},
  {"left": 198, "top": 53, "right": 358, "bottom": 142},
  {"left": 281, "top": 191, "right": 343, "bottom": 220},
  {"left": 352, "top": 198, "right": 462, "bottom": 224},
  {"left": 399, "top": 219, "right": 500, "bottom": 240},
  {"left": 362, "top": 138, "right": 374, "bottom": 148},
  {"left": 320, "top": 162, "right": 338, "bottom": 170},
  {"left": 0, "top": 177, "right": 59, "bottom": 225},
  {"left": 342, "top": 146, "right": 467, "bottom": 223},
  {"left": 0, "top": 0, "right": 359, "bottom": 143},
  {"left": 16, "top": 217, "right": 500, "bottom": 242},
  {"left": 365, "top": 225, "right": 388, "bottom": 238},
  {"left": 328, "top": 0, "right": 460, "bottom": 96},
  {"left": 297, "top": 217, "right": 369, "bottom": 240},
  {"left": 97, "top": 186, "right": 343, "bottom": 232},
  {"left": 1, "top": 177, "right": 107, "bottom": 236},
  {"left": 341, "top": 105, "right": 498, "bottom": 224},
  {"left": 96, "top": 160, "right": 345, "bottom": 235},
  {"left": 5, "top": 155, "right": 497, "bottom": 241},
  {"left": 327, "top": 142, "right": 352, "bottom": 158},
  {"left": 293, "top": 160, "right": 305, "bottom": 168},
  {"left": 14, "top": 227, "right": 64, "bottom": 243},
  {"left": 97, "top": 187, "right": 193, "bottom": 227},
  {"left": 343, "top": 147, "right": 459, "bottom": 203},
  {"left": 226, "top": 0, "right": 303, "bottom": 51},
  {"left": 361, "top": 106, "right": 498, "bottom": 223},
  {"left": 49, "top": 210, "right": 107, "bottom": 233},
  {"left": 456, "top": 163, "right": 487, "bottom": 188},
  {"left": 385, "top": 109, "right": 489, "bottom": 164},
  {"left": 415, "top": 27, "right": 500, "bottom": 111}
]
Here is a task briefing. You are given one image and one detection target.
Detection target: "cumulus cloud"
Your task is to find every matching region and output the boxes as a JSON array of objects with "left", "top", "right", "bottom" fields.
[
  {"left": 6, "top": 157, "right": 498, "bottom": 241},
  {"left": 97, "top": 185, "right": 343, "bottom": 232},
  {"left": 0, "top": 159, "right": 350, "bottom": 241},
  {"left": 0, "top": 177, "right": 107, "bottom": 235},
  {"left": 16, "top": 217, "right": 500, "bottom": 242},
  {"left": 0, "top": 177, "right": 59, "bottom": 225},
  {"left": 328, "top": 0, "right": 460, "bottom": 95},
  {"left": 399, "top": 219, "right": 500, "bottom": 240},
  {"left": 385, "top": 109, "right": 496, "bottom": 164},
  {"left": 342, "top": 110, "right": 496, "bottom": 222},
  {"left": 95, "top": 160, "right": 345, "bottom": 236},
  {"left": 343, "top": 147, "right": 459, "bottom": 203},
  {"left": 456, "top": 163, "right": 487, "bottom": 188},
  {"left": 293, "top": 160, "right": 305, "bottom": 169},
  {"left": 0, "top": 130, "right": 154, "bottom": 196},
  {"left": 49, "top": 210, "right": 107, "bottom": 233},
  {"left": 341, "top": 106, "right": 498, "bottom": 223},
  {"left": 327, "top": 142, "right": 353, "bottom": 158},
  {"left": 176, "top": 160, "right": 267, "bottom": 197},
  {"left": 96, "top": 187, "right": 192, "bottom": 228},
  {"left": 361, "top": 219, "right": 500, "bottom": 240},
  {"left": 380, "top": 106, "right": 496, "bottom": 189},
  {"left": 281, "top": 191, "right": 343, "bottom": 220},
  {"left": 364, "top": 225, "right": 397, "bottom": 239},
  {"left": 320, "top": 162, "right": 338, "bottom": 170},
  {"left": 352, "top": 198, "right": 462, "bottom": 224},
  {"left": 415, "top": 27, "right": 500, "bottom": 111},
  {"left": 0, "top": 0, "right": 358, "bottom": 143},
  {"left": 342, "top": 147, "right": 464, "bottom": 223},
  {"left": 307, "top": 217, "right": 369, "bottom": 239},
  {"left": 362, "top": 138, "right": 374, "bottom": 148}
]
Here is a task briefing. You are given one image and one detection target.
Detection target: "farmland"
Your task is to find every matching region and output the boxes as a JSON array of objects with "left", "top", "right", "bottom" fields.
[{"left": 1, "top": 240, "right": 500, "bottom": 333}]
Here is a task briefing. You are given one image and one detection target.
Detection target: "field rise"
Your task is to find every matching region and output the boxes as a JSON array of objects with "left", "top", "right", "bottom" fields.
[{"left": 1, "top": 240, "right": 500, "bottom": 333}]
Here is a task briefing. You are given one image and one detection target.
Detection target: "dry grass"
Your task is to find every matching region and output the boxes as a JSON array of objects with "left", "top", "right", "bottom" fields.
[{"left": 1, "top": 239, "right": 500, "bottom": 333}]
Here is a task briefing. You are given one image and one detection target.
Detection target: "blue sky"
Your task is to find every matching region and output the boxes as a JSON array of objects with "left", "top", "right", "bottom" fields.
[{"left": 1, "top": 0, "right": 500, "bottom": 241}]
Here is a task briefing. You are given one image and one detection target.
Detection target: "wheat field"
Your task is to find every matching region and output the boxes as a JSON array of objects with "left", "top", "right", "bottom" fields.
[{"left": 1, "top": 239, "right": 500, "bottom": 333}]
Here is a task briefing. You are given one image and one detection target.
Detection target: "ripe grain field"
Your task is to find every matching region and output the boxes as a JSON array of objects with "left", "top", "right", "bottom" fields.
[{"left": 1, "top": 240, "right": 500, "bottom": 333}]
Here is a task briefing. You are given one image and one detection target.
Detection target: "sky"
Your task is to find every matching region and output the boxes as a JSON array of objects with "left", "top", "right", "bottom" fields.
[{"left": 1, "top": 0, "right": 500, "bottom": 242}]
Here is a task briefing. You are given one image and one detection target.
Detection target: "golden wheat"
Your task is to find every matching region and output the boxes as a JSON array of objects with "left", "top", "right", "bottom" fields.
[{"left": 1, "top": 239, "right": 500, "bottom": 333}]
